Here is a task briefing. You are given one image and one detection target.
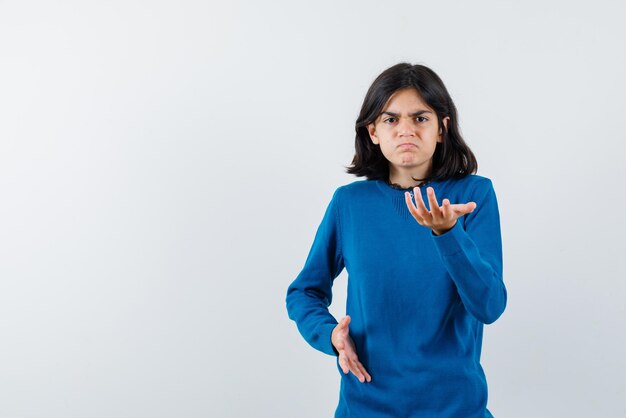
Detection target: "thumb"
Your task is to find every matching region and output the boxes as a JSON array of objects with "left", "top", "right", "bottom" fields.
[
  {"left": 451, "top": 202, "right": 476, "bottom": 216},
  {"left": 342, "top": 315, "right": 351, "bottom": 328},
  {"left": 465, "top": 202, "right": 477, "bottom": 213}
]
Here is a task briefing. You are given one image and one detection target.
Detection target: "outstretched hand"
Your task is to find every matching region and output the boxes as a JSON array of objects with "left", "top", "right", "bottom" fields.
[
  {"left": 331, "top": 315, "right": 371, "bottom": 383},
  {"left": 405, "top": 186, "right": 477, "bottom": 235}
]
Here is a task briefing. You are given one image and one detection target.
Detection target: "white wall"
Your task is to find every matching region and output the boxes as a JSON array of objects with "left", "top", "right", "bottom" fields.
[{"left": 1, "top": 1, "right": 624, "bottom": 417}]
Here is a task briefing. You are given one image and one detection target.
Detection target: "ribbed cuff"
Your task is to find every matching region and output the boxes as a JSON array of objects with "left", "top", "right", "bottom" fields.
[
  {"left": 318, "top": 323, "right": 339, "bottom": 356},
  {"left": 430, "top": 219, "right": 467, "bottom": 256}
]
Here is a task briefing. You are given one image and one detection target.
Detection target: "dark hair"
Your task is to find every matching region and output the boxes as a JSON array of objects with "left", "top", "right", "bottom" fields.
[{"left": 346, "top": 63, "right": 477, "bottom": 183}]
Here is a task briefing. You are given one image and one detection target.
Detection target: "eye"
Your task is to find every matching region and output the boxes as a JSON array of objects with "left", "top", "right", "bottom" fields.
[
  {"left": 383, "top": 117, "right": 397, "bottom": 123},
  {"left": 416, "top": 116, "right": 427, "bottom": 122}
]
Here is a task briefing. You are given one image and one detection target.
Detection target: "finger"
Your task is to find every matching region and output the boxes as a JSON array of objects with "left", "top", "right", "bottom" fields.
[
  {"left": 405, "top": 192, "right": 426, "bottom": 224},
  {"left": 441, "top": 198, "right": 451, "bottom": 219},
  {"left": 404, "top": 191, "right": 417, "bottom": 212},
  {"left": 359, "top": 363, "right": 372, "bottom": 382},
  {"left": 426, "top": 187, "right": 443, "bottom": 219},
  {"left": 336, "top": 316, "right": 349, "bottom": 334},
  {"left": 343, "top": 344, "right": 370, "bottom": 383},
  {"left": 350, "top": 362, "right": 365, "bottom": 383},
  {"left": 339, "top": 353, "right": 350, "bottom": 374},
  {"left": 354, "top": 359, "right": 372, "bottom": 383},
  {"left": 449, "top": 202, "right": 477, "bottom": 216},
  {"left": 341, "top": 316, "right": 351, "bottom": 336},
  {"left": 361, "top": 367, "right": 372, "bottom": 383},
  {"left": 348, "top": 357, "right": 366, "bottom": 383},
  {"left": 412, "top": 187, "right": 432, "bottom": 221}
]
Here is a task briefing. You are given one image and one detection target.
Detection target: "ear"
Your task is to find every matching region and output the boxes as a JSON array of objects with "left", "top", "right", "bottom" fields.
[
  {"left": 438, "top": 117, "right": 450, "bottom": 142},
  {"left": 367, "top": 123, "right": 379, "bottom": 145}
]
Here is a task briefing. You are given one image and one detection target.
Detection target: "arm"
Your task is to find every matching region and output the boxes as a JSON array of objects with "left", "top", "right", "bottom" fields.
[
  {"left": 286, "top": 188, "right": 344, "bottom": 356},
  {"left": 430, "top": 179, "right": 507, "bottom": 324}
]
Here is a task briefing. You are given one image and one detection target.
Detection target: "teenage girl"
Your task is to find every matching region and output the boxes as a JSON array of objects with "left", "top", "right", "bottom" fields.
[{"left": 286, "top": 63, "right": 507, "bottom": 418}]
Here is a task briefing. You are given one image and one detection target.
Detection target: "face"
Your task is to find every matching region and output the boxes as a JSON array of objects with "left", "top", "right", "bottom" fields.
[{"left": 367, "top": 88, "right": 449, "bottom": 180}]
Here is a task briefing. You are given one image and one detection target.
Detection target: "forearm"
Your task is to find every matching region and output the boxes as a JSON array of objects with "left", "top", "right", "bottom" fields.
[
  {"left": 286, "top": 188, "right": 344, "bottom": 356},
  {"left": 286, "top": 285, "right": 339, "bottom": 356},
  {"left": 432, "top": 220, "right": 507, "bottom": 324}
]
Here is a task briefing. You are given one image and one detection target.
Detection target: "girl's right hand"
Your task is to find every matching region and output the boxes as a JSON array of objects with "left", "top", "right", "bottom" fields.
[{"left": 331, "top": 315, "right": 372, "bottom": 383}]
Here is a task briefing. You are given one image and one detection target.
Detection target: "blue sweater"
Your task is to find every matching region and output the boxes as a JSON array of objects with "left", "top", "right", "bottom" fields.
[{"left": 286, "top": 175, "right": 507, "bottom": 418}]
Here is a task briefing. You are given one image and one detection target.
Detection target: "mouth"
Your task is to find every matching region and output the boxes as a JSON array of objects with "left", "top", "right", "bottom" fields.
[{"left": 398, "top": 143, "right": 417, "bottom": 148}]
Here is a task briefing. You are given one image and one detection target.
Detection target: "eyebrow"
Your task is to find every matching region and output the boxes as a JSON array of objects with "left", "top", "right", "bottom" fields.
[{"left": 381, "top": 110, "right": 433, "bottom": 117}]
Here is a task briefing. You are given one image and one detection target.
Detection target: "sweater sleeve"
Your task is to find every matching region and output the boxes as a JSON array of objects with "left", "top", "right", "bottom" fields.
[
  {"left": 431, "top": 178, "right": 507, "bottom": 324},
  {"left": 286, "top": 188, "right": 345, "bottom": 356}
]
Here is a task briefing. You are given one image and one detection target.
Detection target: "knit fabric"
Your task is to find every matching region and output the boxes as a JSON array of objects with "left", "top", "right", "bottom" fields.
[{"left": 286, "top": 174, "right": 506, "bottom": 418}]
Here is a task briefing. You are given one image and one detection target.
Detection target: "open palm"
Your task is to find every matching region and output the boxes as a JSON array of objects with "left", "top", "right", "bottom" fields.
[
  {"left": 405, "top": 186, "right": 476, "bottom": 235},
  {"left": 331, "top": 316, "right": 371, "bottom": 383}
]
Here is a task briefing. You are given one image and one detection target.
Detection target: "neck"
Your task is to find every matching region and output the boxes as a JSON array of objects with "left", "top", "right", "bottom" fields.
[{"left": 388, "top": 165, "right": 431, "bottom": 188}]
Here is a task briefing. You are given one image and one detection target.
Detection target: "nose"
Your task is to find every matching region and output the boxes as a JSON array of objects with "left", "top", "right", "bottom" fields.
[{"left": 396, "top": 118, "right": 416, "bottom": 137}]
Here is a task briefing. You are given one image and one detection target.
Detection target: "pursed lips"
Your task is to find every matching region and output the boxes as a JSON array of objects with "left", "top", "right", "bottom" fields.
[{"left": 398, "top": 142, "right": 417, "bottom": 148}]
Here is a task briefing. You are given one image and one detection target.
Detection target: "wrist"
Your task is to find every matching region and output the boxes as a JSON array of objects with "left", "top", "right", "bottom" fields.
[{"left": 432, "top": 221, "right": 456, "bottom": 236}]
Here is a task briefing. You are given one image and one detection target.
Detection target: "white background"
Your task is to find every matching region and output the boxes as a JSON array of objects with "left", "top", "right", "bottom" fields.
[{"left": 1, "top": 1, "right": 625, "bottom": 417}]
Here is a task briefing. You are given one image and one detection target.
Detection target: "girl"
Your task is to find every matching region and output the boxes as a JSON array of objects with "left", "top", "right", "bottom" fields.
[{"left": 286, "top": 63, "right": 507, "bottom": 418}]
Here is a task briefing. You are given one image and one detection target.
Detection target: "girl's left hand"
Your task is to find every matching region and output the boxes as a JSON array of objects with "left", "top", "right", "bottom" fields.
[{"left": 405, "top": 186, "right": 477, "bottom": 236}]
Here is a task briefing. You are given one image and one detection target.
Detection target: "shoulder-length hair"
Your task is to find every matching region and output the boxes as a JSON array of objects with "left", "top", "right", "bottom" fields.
[{"left": 346, "top": 63, "right": 478, "bottom": 183}]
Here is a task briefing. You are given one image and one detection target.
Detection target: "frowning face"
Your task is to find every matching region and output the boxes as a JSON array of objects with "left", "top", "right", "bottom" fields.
[{"left": 366, "top": 88, "right": 448, "bottom": 181}]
